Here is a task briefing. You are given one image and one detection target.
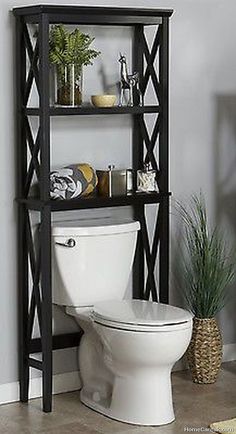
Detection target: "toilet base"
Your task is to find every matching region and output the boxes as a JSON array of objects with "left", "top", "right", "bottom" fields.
[{"left": 80, "top": 379, "right": 175, "bottom": 427}]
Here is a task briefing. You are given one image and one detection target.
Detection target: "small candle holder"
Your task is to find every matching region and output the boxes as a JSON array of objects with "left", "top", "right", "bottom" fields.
[{"left": 137, "top": 163, "right": 158, "bottom": 193}]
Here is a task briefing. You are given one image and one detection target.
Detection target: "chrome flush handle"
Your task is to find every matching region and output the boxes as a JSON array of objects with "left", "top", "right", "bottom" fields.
[{"left": 55, "top": 238, "right": 76, "bottom": 248}]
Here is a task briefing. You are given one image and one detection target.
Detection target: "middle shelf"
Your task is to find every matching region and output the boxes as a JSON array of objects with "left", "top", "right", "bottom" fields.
[
  {"left": 17, "top": 191, "right": 171, "bottom": 212},
  {"left": 24, "top": 105, "right": 161, "bottom": 116}
]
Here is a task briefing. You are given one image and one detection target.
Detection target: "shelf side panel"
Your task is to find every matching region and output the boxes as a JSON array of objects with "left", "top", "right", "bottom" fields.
[
  {"left": 132, "top": 24, "right": 145, "bottom": 300},
  {"left": 159, "top": 17, "right": 170, "bottom": 304}
]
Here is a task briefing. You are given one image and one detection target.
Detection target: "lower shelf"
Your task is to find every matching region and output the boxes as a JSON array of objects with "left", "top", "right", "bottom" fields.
[
  {"left": 17, "top": 191, "right": 171, "bottom": 211},
  {"left": 29, "top": 332, "right": 83, "bottom": 354}
]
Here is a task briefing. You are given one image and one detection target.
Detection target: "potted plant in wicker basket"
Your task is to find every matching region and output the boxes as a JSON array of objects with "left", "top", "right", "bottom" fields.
[
  {"left": 178, "top": 193, "right": 234, "bottom": 384},
  {"left": 49, "top": 25, "right": 100, "bottom": 106}
]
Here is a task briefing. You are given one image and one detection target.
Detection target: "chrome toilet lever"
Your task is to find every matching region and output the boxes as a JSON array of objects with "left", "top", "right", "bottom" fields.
[{"left": 55, "top": 238, "right": 76, "bottom": 248}]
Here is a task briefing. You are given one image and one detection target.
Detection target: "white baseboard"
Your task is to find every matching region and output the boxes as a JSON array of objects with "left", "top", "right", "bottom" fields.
[
  {"left": 222, "top": 343, "right": 236, "bottom": 362},
  {"left": 1, "top": 343, "right": 236, "bottom": 406},
  {"left": 0, "top": 371, "right": 81, "bottom": 406}
]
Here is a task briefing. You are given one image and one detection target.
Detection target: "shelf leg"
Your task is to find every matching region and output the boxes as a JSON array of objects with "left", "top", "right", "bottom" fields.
[
  {"left": 159, "top": 197, "right": 169, "bottom": 303},
  {"left": 18, "top": 205, "right": 29, "bottom": 402},
  {"left": 38, "top": 11, "right": 52, "bottom": 412},
  {"left": 16, "top": 13, "right": 29, "bottom": 402},
  {"left": 132, "top": 26, "right": 145, "bottom": 299},
  {"left": 133, "top": 204, "right": 145, "bottom": 299},
  {"left": 40, "top": 205, "right": 52, "bottom": 413},
  {"left": 159, "top": 17, "right": 170, "bottom": 303}
]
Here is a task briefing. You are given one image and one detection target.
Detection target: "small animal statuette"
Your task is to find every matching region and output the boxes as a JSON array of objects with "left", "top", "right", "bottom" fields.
[{"left": 118, "top": 53, "right": 143, "bottom": 107}]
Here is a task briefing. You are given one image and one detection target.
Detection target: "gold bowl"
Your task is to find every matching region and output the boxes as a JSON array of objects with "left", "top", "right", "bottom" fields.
[{"left": 91, "top": 94, "right": 116, "bottom": 108}]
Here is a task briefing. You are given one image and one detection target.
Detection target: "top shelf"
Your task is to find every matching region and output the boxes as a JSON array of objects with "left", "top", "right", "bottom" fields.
[{"left": 13, "top": 5, "right": 174, "bottom": 26}]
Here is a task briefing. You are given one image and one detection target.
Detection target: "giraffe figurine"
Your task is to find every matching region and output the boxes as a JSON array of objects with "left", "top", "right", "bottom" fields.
[{"left": 118, "top": 53, "right": 143, "bottom": 107}]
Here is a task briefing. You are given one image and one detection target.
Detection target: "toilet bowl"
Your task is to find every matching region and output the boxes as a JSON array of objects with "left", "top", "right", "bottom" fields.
[
  {"left": 52, "top": 218, "right": 192, "bottom": 426},
  {"left": 67, "top": 300, "right": 192, "bottom": 426}
]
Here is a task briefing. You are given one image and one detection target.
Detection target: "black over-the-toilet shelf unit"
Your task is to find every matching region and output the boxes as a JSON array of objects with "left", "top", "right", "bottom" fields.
[{"left": 13, "top": 5, "right": 173, "bottom": 413}]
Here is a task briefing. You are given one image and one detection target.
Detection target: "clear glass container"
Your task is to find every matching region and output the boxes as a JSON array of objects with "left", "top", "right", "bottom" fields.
[
  {"left": 137, "top": 163, "right": 158, "bottom": 193},
  {"left": 54, "top": 64, "right": 83, "bottom": 106}
]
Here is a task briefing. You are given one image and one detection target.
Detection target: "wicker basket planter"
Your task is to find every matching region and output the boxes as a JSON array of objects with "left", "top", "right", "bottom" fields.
[{"left": 187, "top": 317, "right": 222, "bottom": 384}]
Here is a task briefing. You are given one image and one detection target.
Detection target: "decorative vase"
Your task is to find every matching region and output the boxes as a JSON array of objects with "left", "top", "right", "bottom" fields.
[
  {"left": 187, "top": 317, "right": 222, "bottom": 384},
  {"left": 54, "top": 64, "right": 83, "bottom": 106}
]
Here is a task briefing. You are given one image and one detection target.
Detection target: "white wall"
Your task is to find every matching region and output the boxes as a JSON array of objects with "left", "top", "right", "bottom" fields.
[{"left": 1, "top": 0, "right": 236, "bottom": 389}]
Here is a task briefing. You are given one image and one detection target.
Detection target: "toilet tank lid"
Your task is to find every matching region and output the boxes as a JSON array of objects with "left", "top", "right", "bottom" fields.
[
  {"left": 92, "top": 300, "right": 193, "bottom": 326},
  {"left": 52, "top": 218, "right": 140, "bottom": 236}
]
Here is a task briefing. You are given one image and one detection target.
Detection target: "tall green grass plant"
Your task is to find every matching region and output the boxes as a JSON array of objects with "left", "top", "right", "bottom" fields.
[{"left": 177, "top": 194, "right": 234, "bottom": 318}]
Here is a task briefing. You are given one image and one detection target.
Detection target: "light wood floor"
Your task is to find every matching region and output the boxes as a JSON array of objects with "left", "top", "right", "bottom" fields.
[{"left": 1, "top": 361, "right": 236, "bottom": 434}]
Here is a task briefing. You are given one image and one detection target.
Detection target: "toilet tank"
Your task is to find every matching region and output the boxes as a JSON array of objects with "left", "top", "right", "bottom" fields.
[{"left": 52, "top": 218, "right": 140, "bottom": 307}]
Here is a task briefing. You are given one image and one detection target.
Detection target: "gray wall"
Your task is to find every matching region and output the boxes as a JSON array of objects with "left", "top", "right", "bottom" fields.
[{"left": 1, "top": 0, "right": 236, "bottom": 386}]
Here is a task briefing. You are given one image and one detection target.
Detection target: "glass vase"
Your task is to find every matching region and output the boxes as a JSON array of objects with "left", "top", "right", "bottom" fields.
[{"left": 54, "top": 64, "right": 83, "bottom": 107}]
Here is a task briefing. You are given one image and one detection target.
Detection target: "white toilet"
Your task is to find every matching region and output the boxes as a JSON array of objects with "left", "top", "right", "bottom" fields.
[{"left": 52, "top": 218, "right": 193, "bottom": 426}]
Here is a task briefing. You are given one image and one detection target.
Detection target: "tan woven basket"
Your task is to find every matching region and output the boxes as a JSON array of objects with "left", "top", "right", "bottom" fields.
[{"left": 187, "top": 317, "right": 222, "bottom": 384}]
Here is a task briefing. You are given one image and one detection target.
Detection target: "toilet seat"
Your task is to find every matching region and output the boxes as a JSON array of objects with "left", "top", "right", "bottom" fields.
[{"left": 92, "top": 300, "right": 192, "bottom": 332}]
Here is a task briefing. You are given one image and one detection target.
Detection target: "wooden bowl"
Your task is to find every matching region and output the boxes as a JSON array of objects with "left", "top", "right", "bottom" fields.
[{"left": 91, "top": 95, "right": 116, "bottom": 108}]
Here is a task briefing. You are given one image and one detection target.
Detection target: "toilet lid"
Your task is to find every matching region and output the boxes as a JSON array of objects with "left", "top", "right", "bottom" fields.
[{"left": 92, "top": 300, "right": 192, "bottom": 328}]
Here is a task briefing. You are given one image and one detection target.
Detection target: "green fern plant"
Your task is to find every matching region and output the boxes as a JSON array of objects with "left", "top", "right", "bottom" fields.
[
  {"left": 177, "top": 193, "right": 235, "bottom": 318},
  {"left": 49, "top": 24, "right": 100, "bottom": 83}
]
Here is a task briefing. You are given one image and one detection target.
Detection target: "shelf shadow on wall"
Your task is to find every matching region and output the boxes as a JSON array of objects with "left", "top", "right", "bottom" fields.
[{"left": 213, "top": 94, "right": 236, "bottom": 344}]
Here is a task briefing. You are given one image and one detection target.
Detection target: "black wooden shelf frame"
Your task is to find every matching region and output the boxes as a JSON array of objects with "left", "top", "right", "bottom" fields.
[{"left": 13, "top": 4, "right": 173, "bottom": 413}]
